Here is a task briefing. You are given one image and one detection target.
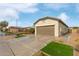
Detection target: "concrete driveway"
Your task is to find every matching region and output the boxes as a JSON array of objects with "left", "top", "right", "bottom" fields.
[
  {"left": 0, "top": 34, "right": 78, "bottom": 56},
  {"left": 0, "top": 35, "right": 54, "bottom": 56},
  {"left": 0, "top": 39, "right": 13, "bottom": 56}
]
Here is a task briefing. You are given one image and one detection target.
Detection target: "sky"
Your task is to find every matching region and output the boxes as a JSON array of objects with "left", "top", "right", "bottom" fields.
[{"left": 0, "top": 3, "right": 79, "bottom": 27}]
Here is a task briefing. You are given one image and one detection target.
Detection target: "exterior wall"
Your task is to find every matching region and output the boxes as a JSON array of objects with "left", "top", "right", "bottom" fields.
[
  {"left": 35, "top": 19, "right": 59, "bottom": 37},
  {"left": 70, "top": 28, "right": 79, "bottom": 33},
  {"left": 59, "top": 22, "right": 68, "bottom": 36},
  {"left": 8, "top": 28, "right": 19, "bottom": 33},
  {"left": 0, "top": 26, "right": 2, "bottom": 31},
  {"left": 72, "top": 29, "right": 77, "bottom": 33},
  {"left": 0, "top": 26, "right": 2, "bottom": 29}
]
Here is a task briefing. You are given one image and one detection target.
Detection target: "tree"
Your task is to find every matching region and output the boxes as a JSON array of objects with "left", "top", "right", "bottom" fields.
[
  {"left": 0, "top": 21, "right": 8, "bottom": 31},
  {"left": 29, "top": 28, "right": 35, "bottom": 34}
]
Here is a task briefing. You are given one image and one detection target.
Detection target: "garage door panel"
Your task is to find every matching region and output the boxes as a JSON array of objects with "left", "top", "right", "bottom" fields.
[{"left": 36, "top": 25, "right": 54, "bottom": 36}]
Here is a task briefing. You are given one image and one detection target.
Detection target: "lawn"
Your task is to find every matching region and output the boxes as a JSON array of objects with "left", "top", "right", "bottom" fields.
[{"left": 41, "top": 42, "right": 73, "bottom": 56}]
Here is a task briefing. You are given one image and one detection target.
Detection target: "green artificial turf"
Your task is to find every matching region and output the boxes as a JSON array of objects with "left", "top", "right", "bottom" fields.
[{"left": 41, "top": 42, "right": 73, "bottom": 56}]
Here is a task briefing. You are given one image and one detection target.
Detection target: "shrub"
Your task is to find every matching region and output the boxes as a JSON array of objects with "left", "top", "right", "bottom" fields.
[{"left": 15, "top": 34, "right": 25, "bottom": 38}]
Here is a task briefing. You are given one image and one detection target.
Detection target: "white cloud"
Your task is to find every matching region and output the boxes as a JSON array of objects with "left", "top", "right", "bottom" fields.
[
  {"left": 0, "top": 3, "right": 38, "bottom": 13},
  {"left": 0, "top": 3, "right": 39, "bottom": 26},
  {"left": 0, "top": 3, "right": 38, "bottom": 19},
  {"left": 0, "top": 8, "right": 19, "bottom": 20},
  {"left": 57, "top": 12, "right": 70, "bottom": 21},
  {"left": 44, "top": 3, "right": 69, "bottom": 10}
]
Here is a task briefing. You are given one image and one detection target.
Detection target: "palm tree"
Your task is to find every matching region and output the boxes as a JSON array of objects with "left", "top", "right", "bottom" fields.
[{"left": 0, "top": 21, "right": 8, "bottom": 31}]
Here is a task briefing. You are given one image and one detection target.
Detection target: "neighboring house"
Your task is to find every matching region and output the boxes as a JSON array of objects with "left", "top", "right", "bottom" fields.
[
  {"left": 20, "top": 27, "right": 35, "bottom": 34},
  {"left": 2, "top": 27, "right": 7, "bottom": 31},
  {"left": 0, "top": 26, "right": 2, "bottom": 31},
  {"left": 21, "top": 27, "right": 30, "bottom": 32},
  {"left": 8, "top": 26, "right": 20, "bottom": 33},
  {"left": 0, "top": 26, "right": 7, "bottom": 31},
  {"left": 70, "top": 27, "right": 79, "bottom": 33},
  {"left": 34, "top": 16, "right": 69, "bottom": 37},
  {"left": 8, "top": 26, "right": 34, "bottom": 34},
  {"left": 18, "top": 27, "right": 28, "bottom": 34}
]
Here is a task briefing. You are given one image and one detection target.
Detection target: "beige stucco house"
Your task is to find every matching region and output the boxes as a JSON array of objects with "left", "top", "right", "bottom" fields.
[
  {"left": 8, "top": 26, "right": 20, "bottom": 33},
  {"left": 69, "top": 27, "right": 79, "bottom": 33},
  {"left": 34, "top": 16, "right": 69, "bottom": 37}
]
